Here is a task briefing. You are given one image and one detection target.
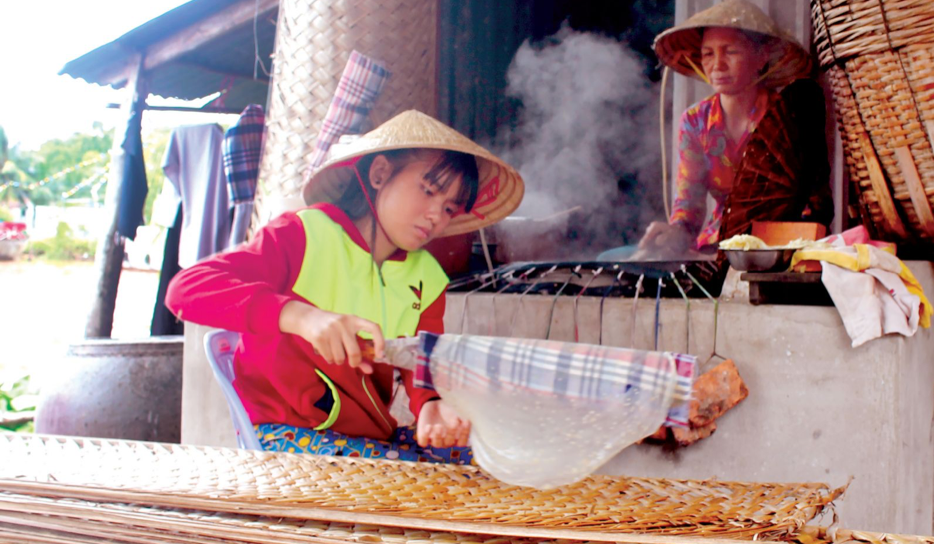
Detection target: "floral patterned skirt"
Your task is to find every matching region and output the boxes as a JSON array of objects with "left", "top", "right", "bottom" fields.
[{"left": 255, "top": 423, "right": 474, "bottom": 465}]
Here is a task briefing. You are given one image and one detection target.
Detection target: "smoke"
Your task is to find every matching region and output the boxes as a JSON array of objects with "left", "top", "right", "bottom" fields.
[{"left": 492, "top": 26, "right": 667, "bottom": 260}]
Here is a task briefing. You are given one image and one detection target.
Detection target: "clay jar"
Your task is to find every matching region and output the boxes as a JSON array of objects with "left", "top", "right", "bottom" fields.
[{"left": 35, "top": 337, "right": 183, "bottom": 443}]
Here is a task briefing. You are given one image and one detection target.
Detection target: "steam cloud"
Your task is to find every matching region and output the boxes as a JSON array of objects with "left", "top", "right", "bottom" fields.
[{"left": 492, "top": 26, "right": 668, "bottom": 260}]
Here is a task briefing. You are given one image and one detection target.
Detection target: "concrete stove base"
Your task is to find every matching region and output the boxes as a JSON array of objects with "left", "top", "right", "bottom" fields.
[
  {"left": 179, "top": 262, "right": 934, "bottom": 534},
  {"left": 446, "top": 261, "right": 934, "bottom": 535}
]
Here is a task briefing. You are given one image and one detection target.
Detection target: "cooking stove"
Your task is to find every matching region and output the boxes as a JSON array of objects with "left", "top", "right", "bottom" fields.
[{"left": 448, "top": 259, "right": 727, "bottom": 299}]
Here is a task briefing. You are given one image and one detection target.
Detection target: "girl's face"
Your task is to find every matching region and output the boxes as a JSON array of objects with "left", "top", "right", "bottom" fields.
[
  {"left": 372, "top": 153, "right": 464, "bottom": 252},
  {"left": 700, "top": 27, "right": 768, "bottom": 95}
]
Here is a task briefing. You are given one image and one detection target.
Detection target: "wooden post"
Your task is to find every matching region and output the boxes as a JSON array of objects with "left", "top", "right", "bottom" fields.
[{"left": 85, "top": 54, "right": 147, "bottom": 338}]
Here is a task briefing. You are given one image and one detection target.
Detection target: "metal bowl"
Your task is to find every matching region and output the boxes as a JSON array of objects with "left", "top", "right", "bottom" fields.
[{"left": 724, "top": 248, "right": 796, "bottom": 272}]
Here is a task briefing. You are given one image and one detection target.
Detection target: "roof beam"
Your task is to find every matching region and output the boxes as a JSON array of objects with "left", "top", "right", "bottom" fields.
[
  {"left": 143, "top": 0, "right": 278, "bottom": 71},
  {"left": 171, "top": 58, "right": 272, "bottom": 83}
]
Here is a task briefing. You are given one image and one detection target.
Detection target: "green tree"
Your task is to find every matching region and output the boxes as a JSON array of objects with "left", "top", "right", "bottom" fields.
[
  {"left": 25, "top": 123, "right": 112, "bottom": 205},
  {"left": 0, "top": 125, "right": 34, "bottom": 213},
  {"left": 142, "top": 127, "right": 171, "bottom": 224},
  {"left": 0, "top": 125, "right": 7, "bottom": 171}
]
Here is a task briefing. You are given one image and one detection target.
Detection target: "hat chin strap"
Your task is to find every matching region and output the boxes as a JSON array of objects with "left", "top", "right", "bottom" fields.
[
  {"left": 352, "top": 164, "right": 393, "bottom": 256},
  {"left": 681, "top": 53, "right": 711, "bottom": 85},
  {"left": 749, "top": 60, "right": 784, "bottom": 89},
  {"left": 681, "top": 51, "right": 785, "bottom": 91}
]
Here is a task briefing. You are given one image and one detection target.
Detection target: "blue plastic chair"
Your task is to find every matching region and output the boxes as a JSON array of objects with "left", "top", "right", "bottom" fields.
[{"left": 203, "top": 329, "right": 263, "bottom": 450}]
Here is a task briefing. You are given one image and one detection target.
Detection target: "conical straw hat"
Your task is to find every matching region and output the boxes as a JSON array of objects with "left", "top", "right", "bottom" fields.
[
  {"left": 303, "top": 110, "right": 524, "bottom": 237},
  {"left": 653, "top": 0, "right": 811, "bottom": 89}
]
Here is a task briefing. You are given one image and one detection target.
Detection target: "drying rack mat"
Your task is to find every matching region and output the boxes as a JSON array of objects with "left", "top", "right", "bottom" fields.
[
  {"left": 0, "top": 434, "right": 845, "bottom": 542},
  {"left": 0, "top": 496, "right": 928, "bottom": 544}
]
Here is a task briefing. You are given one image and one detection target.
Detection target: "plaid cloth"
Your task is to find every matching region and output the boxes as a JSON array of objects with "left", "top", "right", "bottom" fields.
[
  {"left": 404, "top": 333, "right": 694, "bottom": 428},
  {"left": 223, "top": 104, "right": 265, "bottom": 204},
  {"left": 308, "top": 50, "right": 390, "bottom": 169}
]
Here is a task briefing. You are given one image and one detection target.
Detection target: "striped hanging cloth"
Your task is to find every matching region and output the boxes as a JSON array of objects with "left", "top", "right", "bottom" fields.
[
  {"left": 382, "top": 332, "right": 695, "bottom": 488},
  {"left": 308, "top": 51, "right": 390, "bottom": 169}
]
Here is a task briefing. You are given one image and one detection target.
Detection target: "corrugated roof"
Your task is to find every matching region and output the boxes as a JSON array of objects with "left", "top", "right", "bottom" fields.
[{"left": 60, "top": 0, "right": 278, "bottom": 112}]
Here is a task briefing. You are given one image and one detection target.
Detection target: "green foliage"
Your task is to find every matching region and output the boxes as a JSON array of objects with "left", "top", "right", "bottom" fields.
[
  {"left": 15, "top": 124, "right": 112, "bottom": 206},
  {"left": 27, "top": 221, "right": 96, "bottom": 261},
  {"left": 0, "top": 125, "right": 8, "bottom": 171},
  {"left": 0, "top": 206, "right": 12, "bottom": 222},
  {"left": 0, "top": 373, "right": 36, "bottom": 433},
  {"left": 2, "top": 124, "right": 179, "bottom": 224},
  {"left": 142, "top": 127, "right": 171, "bottom": 224}
]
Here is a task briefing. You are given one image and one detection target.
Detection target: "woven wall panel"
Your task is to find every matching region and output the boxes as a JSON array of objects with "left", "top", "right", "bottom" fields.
[{"left": 254, "top": 0, "right": 438, "bottom": 227}]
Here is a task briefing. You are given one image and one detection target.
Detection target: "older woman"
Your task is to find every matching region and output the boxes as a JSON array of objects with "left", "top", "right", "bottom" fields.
[{"left": 603, "top": 0, "right": 832, "bottom": 260}]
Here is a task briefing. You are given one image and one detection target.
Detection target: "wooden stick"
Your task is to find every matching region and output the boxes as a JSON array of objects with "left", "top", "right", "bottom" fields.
[
  {"left": 0, "top": 414, "right": 34, "bottom": 428},
  {"left": 858, "top": 132, "right": 909, "bottom": 238},
  {"left": 894, "top": 146, "right": 934, "bottom": 237}
]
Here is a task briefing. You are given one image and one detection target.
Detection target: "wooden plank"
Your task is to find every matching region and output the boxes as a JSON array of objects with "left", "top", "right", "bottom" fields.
[
  {"left": 741, "top": 272, "right": 823, "bottom": 284},
  {"left": 894, "top": 145, "right": 934, "bottom": 237},
  {"left": 143, "top": 0, "right": 278, "bottom": 72},
  {"left": 858, "top": 131, "right": 909, "bottom": 239},
  {"left": 85, "top": 55, "right": 146, "bottom": 338}
]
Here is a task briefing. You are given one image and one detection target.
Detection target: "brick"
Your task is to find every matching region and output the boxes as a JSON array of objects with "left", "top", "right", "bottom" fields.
[
  {"left": 689, "top": 359, "right": 749, "bottom": 428},
  {"left": 643, "top": 359, "right": 749, "bottom": 447},
  {"left": 672, "top": 421, "right": 717, "bottom": 446},
  {"left": 751, "top": 221, "right": 825, "bottom": 246}
]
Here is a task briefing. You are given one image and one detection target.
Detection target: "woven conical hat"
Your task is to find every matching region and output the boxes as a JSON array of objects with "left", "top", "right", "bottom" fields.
[
  {"left": 303, "top": 110, "right": 524, "bottom": 237},
  {"left": 653, "top": 0, "right": 811, "bottom": 89}
]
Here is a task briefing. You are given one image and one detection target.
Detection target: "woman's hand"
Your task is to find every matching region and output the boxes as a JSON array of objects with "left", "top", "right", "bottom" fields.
[
  {"left": 637, "top": 221, "right": 693, "bottom": 256},
  {"left": 417, "top": 399, "right": 470, "bottom": 448},
  {"left": 278, "top": 301, "right": 384, "bottom": 374}
]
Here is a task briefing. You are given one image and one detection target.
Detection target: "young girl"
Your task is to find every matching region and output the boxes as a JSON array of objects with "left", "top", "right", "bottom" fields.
[{"left": 166, "top": 110, "right": 524, "bottom": 463}]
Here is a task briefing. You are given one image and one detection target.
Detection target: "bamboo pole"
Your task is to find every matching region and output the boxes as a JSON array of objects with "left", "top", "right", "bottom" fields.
[{"left": 85, "top": 54, "right": 147, "bottom": 338}]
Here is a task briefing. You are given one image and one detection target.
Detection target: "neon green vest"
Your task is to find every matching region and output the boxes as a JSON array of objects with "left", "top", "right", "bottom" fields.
[{"left": 292, "top": 208, "right": 448, "bottom": 342}]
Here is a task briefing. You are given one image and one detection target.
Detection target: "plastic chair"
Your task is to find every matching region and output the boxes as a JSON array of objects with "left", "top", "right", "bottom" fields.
[{"left": 203, "top": 329, "right": 263, "bottom": 450}]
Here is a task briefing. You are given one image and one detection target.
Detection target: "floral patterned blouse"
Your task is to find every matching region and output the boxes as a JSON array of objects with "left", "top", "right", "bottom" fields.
[{"left": 669, "top": 90, "right": 772, "bottom": 249}]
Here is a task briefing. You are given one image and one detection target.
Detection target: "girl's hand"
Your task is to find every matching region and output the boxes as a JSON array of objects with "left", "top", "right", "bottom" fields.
[
  {"left": 417, "top": 399, "right": 470, "bottom": 448},
  {"left": 278, "top": 301, "right": 384, "bottom": 374}
]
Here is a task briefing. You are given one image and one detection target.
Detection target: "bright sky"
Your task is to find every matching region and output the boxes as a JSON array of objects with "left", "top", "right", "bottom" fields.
[{"left": 0, "top": 0, "right": 234, "bottom": 151}]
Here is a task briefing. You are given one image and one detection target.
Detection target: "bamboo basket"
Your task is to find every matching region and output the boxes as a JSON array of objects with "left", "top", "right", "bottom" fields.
[
  {"left": 811, "top": 0, "right": 934, "bottom": 242},
  {"left": 253, "top": 0, "right": 438, "bottom": 228},
  {"left": 0, "top": 434, "right": 844, "bottom": 542}
]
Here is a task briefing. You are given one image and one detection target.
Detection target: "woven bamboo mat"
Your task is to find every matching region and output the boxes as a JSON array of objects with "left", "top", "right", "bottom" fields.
[
  {"left": 6, "top": 499, "right": 928, "bottom": 544},
  {"left": 0, "top": 434, "right": 844, "bottom": 542},
  {"left": 0, "top": 492, "right": 567, "bottom": 544},
  {"left": 12, "top": 493, "right": 915, "bottom": 544},
  {"left": 798, "top": 526, "right": 934, "bottom": 544}
]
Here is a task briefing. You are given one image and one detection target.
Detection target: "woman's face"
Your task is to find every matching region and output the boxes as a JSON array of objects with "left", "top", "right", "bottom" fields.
[
  {"left": 700, "top": 27, "right": 768, "bottom": 95},
  {"left": 372, "top": 152, "right": 463, "bottom": 252}
]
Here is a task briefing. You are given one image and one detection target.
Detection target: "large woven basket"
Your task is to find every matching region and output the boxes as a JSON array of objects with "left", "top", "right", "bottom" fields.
[
  {"left": 811, "top": 0, "right": 934, "bottom": 242},
  {"left": 253, "top": 0, "right": 438, "bottom": 228}
]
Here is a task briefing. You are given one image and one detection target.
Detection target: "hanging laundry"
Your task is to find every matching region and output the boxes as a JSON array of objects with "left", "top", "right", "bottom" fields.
[
  {"left": 116, "top": 108, "right": 148, "bottom": 240},
  {"left": 162, "top": 124, "right": 230, "bottom": 268},
  {"left": 150, "top": 204, "right": 184, "bottom": 336},
  {"left": 307, "top": 50, "right": 390, "bottom": 170},
  {"left": 223, "top": 104, "right": 265, "bottom": 247}
]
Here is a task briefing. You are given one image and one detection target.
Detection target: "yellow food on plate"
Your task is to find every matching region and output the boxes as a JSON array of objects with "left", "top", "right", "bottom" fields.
[
  {"left": 780, "top": 238, "right": 834, "bottom": 250},
  {"left": 718, "top": 234, "right": 768, "bottom": 250},
  {"left": 719, "top": 234, "right": 833, "bottom": 251}
]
